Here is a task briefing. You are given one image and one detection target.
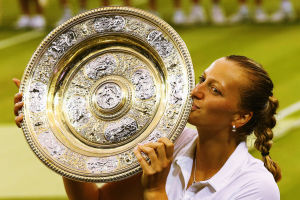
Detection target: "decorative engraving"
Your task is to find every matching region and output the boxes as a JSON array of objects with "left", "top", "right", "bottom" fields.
[
  {"left": 72, "top": 20, "right": 94, "bottom": 39},
  {"left": 169, "top": 74, "right": 184, "bottom": 104},
  {"left": 119, "top": 151, "right": 136, "bottom": 166},
  {"left": 66, "top": 96, "right": 91, "bottom": 126},
  {"left": 147, "top": 130, "right": 165, "bottom": 143},
  {"left": 60, "top": 151, "right": 86, "bottom": 171},
  {"left": 94, "top": 16, "right": 125, "bottom": 32},
  {"left": 86, "top": 157, "right": 118, "bottom": 173},
  {"left": 158, "top": 104, "right": 181, "bottom": 131},
  {"left": 104, "top": 117, "right": 138, "bottom": 143},
  {"left": 46, "top": 31, "right": 76, "bottom": 59},
  {"left": 69, "top": 70, "right": 93, "bottom": 96},
  {"left": 96, "top": 82, "right": 122, "bottom": 110},
  {"left": 131, "top": 69, "right": 155, "bottom": 100},
  {"left": 147, "top": 30, "right": 174, "bottom": 58},
  {"left": 38, "top": 131, "right": 66, "bottom": 159},
  {"left": 84, "top": 54, "right": 116, "bottom": 80},
  {"left": 29, "top": 113, "right": 49, "bottom": 133},
  {"left": 133, "top": 99, "right": 156, "bottom": 116},
  {"left": 28, "top": 81, "right": 47, "bottom": 113},
  {"left": 126, "top": 18, "right": 148, "bottom": 37}
]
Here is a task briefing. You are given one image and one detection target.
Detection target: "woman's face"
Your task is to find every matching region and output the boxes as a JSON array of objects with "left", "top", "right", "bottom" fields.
[{"left": 188, "top": 57, "right": 248, "bottom": 131}]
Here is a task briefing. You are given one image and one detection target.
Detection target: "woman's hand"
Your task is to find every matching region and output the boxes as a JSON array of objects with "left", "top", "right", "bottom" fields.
[
  {"left": 134, "top": 137, "right": 174, "bottom": 200},
  {"left": 13, "top": 78, "right": 24, "bottom": 128}
]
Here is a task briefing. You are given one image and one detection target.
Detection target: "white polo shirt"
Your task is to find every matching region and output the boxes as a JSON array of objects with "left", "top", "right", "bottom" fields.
[{"left": 165, "top": 128, "right": 280, "bottom": 200}]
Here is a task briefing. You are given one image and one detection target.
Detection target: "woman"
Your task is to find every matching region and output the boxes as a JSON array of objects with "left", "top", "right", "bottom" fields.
[{"left": 14, "top": 55, "right": 281, "bottom": 200}]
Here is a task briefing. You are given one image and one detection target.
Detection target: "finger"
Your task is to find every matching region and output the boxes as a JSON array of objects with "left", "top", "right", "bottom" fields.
[
  {"left": 12, "top": 78, "right": 21, "bottom": 89},
  {"left": 158, "top": 137, "right": 174, "bottom": 160},
  {"left": 144, "top": 142, "right": 168, "bottom": 164},
  {"left": 139, "top": 145, "right": 161, "bottom": 171},
  {"left": 134, "top": 149, "right": 153, "bottom": 174},
  {"left": 156, "top": 142, "right": 168, "bottom": 164},
  {"left": 15, "top": 114, "right": 24, "bottom": 128},
  {"left": 14, "top": 93, "right": 23, "bottom": 104},
  {"left": 14, "top": 102, "right": 24, "bottom": 116}
]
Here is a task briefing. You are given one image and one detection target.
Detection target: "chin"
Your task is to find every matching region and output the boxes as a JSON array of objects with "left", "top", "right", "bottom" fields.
[{"left": 187, "top": 116, "right": 196, "bottom": 126}]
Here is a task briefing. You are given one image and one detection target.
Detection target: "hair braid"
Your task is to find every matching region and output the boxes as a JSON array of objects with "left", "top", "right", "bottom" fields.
[
  {"left": 253, "top": 96, "right": 281, "bottom": 182},
  {"left": 226, "top": 55, "right": 282, "bottom": 182}
]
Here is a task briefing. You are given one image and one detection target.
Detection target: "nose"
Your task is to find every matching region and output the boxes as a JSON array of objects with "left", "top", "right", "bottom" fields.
[{"left": 190, "top": 83, "right": 204, "bottom": 100}]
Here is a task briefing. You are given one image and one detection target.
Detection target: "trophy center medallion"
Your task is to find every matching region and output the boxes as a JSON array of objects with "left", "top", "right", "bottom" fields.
[
  {"left": 95, "top": 82, "right": 122, "bottom": 110},
  {"left": 89, "top": 76, "right": 132, "bottom": 121}
]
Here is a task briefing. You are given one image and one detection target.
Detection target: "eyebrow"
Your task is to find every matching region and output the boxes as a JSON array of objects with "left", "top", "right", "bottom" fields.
[{"left": 202, "top": 72, "right": 225, "bottom": 91}]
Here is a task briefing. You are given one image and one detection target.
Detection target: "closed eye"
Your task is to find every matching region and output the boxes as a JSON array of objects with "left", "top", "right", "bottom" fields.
[{"left": 210, "top": 85, "right": 222, "bottom": 96}]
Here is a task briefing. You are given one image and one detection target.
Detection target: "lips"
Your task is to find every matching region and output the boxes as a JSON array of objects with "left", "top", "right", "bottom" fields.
[{"left": 191, "top": 103, "right": 200, "bottom": 111}]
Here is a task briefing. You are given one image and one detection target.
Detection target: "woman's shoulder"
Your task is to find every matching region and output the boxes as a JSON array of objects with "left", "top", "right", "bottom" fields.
[{"left": 233, "top": 156, "right": 280, "bottom": 199}]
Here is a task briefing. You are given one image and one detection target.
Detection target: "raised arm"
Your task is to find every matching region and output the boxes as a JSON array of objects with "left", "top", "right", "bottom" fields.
[
  {"left": 63, "top": 177, "right": 99, "bottom": 200},
  {"left": 63, "top": 173, "right": 143, "bottom": 200}
]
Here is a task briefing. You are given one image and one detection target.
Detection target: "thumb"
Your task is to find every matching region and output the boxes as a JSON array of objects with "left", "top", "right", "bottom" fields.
[{"left": 12, "top": 78, "right": 21, "bottom": 89}]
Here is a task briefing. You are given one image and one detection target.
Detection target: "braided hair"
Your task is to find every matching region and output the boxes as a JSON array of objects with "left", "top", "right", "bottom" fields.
[{"left": 226, "top": 55, "right": 282, "bottom": 182}]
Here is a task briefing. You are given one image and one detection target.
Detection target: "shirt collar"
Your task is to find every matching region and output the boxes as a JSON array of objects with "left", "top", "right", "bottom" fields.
[
  {"left": 174, "top": 132, "right": 198, "bottom": 189},
  {"left": 174, "top": 138, "right": 249, "bottom": 192}
]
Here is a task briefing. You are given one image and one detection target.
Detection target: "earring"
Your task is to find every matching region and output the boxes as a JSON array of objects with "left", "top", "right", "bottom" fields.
[{"left": 232, "top": 125, "right": 236, "bottom": 132}]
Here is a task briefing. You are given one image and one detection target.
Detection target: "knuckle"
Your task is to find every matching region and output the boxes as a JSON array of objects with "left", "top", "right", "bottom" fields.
[
  {"left": 145, "top": 170, "right": 155, "bottom": 176},
  {"left": 168, "top": 143, "right": 174, "bottom": 149},
  {"left": 137, "top": 157, "right": 144, "bottom": 163},
  {"left": 148, "top": 148, "right": 155, "bottom": 154},
  {"left": 157, "top": 143, "right": 164, "bottom": 148}
]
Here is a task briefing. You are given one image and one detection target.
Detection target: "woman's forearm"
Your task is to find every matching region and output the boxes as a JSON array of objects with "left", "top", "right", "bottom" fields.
[{"left": 63, "top": 177, "right": 99, "bottom": 200}]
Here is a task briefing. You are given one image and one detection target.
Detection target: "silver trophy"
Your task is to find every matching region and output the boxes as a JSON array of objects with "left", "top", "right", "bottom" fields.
[{"left": 19, "top": 7, "right": 194, "bottom": 182}]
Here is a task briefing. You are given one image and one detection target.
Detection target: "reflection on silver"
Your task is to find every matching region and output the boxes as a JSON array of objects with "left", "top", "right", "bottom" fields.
[
  {"left": 147, "top": 30, "right": 174, "bottom": 58},
  {"left": 131, "top": 69, "right": 155, "bottom": 100},
  {"left": 94, "top": 16, "right": 125, "bottom": 32},
  {"left": 66, "top": 96, "right": 90, "bottom": 126},
  {"left": 84, "top": 54, "right": 116, "bottom": 80},
  {"left": 96, "top": 82, "right": 122, "bottom": 109},
  {"left": 47, "top": 31, "right": 76, "bottom": 59},
  {"left": 86, "top": 156, "right": 118, "bottom": 173},
  {"left": 38, "top": 131, "right": 66, "bottom": 159},
  {"left": 169, "top": 74, "right": 184, "bottom": 104},
  {"left": 104, "top": 117, "right": 138, "bottom": 143},
  {"left": 28, "top": 81, "right": 47, "bottom": 113},
  {"left": 147, "top": 130, "right": 165, "bottom": 143}
]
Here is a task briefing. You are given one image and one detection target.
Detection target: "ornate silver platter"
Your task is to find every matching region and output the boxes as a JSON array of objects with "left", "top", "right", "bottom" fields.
[{"left": 20, "top": 6, "right": 194, "bottom": 182}]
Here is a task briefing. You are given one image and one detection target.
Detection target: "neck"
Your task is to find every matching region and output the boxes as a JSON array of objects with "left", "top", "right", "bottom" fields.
[{"left": 194, "top": 126, "right": 238, "bottom": 181}]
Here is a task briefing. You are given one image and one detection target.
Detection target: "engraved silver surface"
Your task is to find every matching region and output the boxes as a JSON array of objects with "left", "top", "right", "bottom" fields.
[
  {"left": 132, "top": 69, "right": 155, "bottom": 100},
  {"left": 95, "top": 82, "right": 122, "bottom": 110},
  {"left": 19, "top": 7, "right": 194, "bottom": 183},
  {"left": 104, "top": 117, "right": 138, "bottom": 143},
  {"left": 84, "top": 54, "right": 117, "bottom": 80}
]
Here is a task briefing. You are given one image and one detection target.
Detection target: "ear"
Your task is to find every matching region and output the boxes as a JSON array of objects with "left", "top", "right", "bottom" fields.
[{"left": 232, "top": 111, "right": 253, "bottom": 129}]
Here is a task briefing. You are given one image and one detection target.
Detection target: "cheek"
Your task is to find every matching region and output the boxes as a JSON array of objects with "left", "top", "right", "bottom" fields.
[
  {"left": 209, "top": 100, "right": 233, "bottom": 112},
  {"left": 204, "top": 99, "right": 236, "bottom": 120}
]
